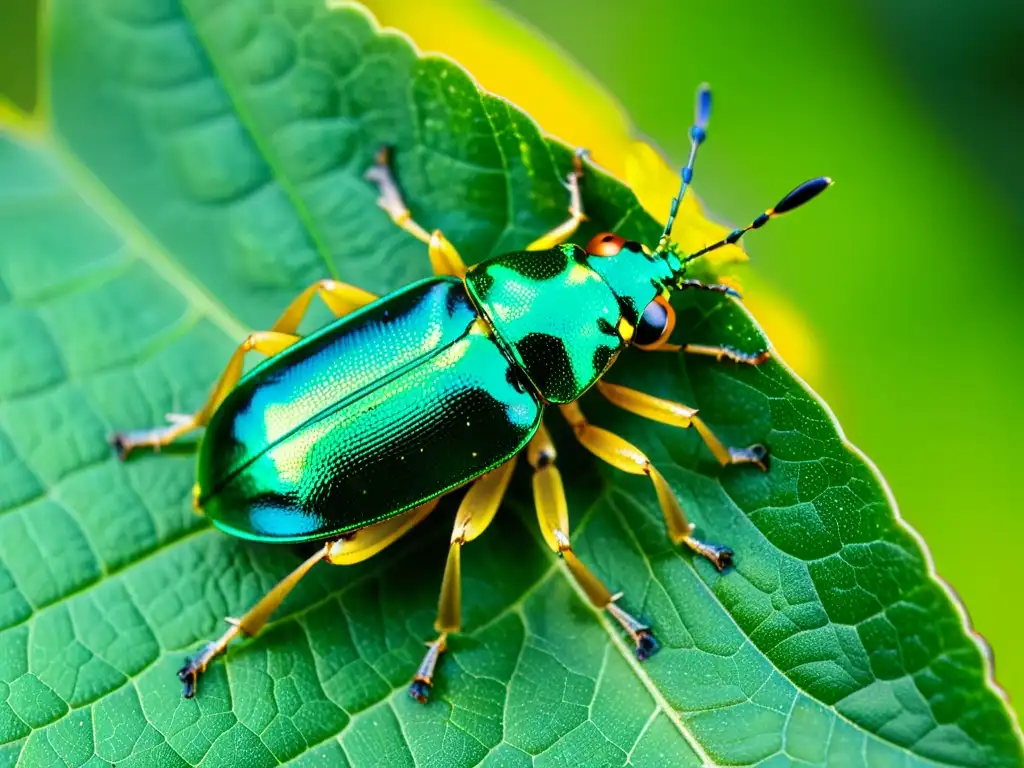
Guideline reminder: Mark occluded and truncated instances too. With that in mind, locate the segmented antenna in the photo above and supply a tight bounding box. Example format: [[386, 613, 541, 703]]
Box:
[[681, 177, 833, 265], [655, 84, 712, 254]]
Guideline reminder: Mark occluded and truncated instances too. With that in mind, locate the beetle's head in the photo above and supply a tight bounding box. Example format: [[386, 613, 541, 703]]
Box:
[[582, 232, 677, 350], [582, 173, 832, 350], [583, 83, 832, 350]]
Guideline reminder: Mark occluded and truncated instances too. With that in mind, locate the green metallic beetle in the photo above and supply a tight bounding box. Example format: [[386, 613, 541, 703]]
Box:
[[112, 85, 830, 702]]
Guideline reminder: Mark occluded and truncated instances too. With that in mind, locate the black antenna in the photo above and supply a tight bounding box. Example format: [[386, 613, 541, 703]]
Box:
[[655, 84, 712, 254], [682, 177, 833, 265]]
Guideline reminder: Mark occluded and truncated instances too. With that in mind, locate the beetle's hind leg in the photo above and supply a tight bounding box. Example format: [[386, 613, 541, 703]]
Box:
[[365, 146, 468, 278], [410, 457, 517, 703], [178, 542, 327, 698], [110, 331, 300, 459], [526, 148, 589, 251], [111, 279, 378, 460], [527, 423, 658, 660], [559, 402, 733, 571], [596, 381, 768, 470], [178, 501, 437, 698]]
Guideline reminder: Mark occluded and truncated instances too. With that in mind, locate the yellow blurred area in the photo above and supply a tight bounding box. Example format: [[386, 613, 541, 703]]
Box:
[[360, 0, 632, 174], [364, 0, 820, 382], [0, 97, 38, 134]]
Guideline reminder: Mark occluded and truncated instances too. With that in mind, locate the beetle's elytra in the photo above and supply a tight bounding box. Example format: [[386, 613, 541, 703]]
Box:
[[111, 85, 831, 702]]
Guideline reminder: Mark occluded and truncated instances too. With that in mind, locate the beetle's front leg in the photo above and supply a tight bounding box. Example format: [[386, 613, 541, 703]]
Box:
[[365, 146, 468, 278], [558, 403, 734, 571], [527, 423, 658, 660], [178, 501, 437, 698], [526, 148, 589, 251], [410, 457, 517, 703], [652, 280, 770, 365], [677, 278, 742, 299], [658, 343, 772, 366]]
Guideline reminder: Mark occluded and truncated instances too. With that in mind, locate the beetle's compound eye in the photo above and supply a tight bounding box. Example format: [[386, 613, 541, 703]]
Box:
[[634, 295, 676, 349], [585, 232, 643, 257]]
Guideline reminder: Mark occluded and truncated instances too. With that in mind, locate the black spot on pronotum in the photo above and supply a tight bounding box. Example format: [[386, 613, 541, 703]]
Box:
[[516, 332, 576, 401], [511, 246, 571, 281], [469, 269, 494, 298], [615, 295, 640, 326], [591, 341, 617, 378]]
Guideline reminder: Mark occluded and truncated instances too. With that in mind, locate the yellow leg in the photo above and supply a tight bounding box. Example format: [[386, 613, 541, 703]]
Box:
[[410, 457, 517, 703], [559, 402, 733, 571], [178, 499, 438, 698], [270, 278, 377, 335], [364, 146, 468, 277], [527, 423, 659, 660], [113, 277, 377, 459], [654, 342, 771, 366], [526, 149, 588, 251], [596, 381, 768, 470], [111, 330, 299, 459]]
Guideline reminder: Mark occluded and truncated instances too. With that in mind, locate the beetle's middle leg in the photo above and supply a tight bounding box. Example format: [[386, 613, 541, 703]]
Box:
[[559, 402, 734, 571], [365, 146, 468, 278], [526, 148, 588, 251], [409, 456, 518, 703], [177, 499, 438, 698], [527, 422, 659, 661], [596, 381, 768, 470]]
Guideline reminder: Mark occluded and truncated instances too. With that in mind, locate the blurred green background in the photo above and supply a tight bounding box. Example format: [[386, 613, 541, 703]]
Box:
[[2, 0, 1021, 719]]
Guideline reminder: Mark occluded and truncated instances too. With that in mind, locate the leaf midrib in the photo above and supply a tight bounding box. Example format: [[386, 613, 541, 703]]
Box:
[[32, 128, 252, 343]]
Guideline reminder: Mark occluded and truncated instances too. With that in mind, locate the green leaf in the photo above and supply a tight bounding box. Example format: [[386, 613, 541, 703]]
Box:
[[0, 0, 1020, 765]]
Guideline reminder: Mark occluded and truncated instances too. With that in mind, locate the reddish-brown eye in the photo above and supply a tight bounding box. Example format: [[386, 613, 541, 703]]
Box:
[[634, 295, 676, 350], [586, 232, 626, 257]]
